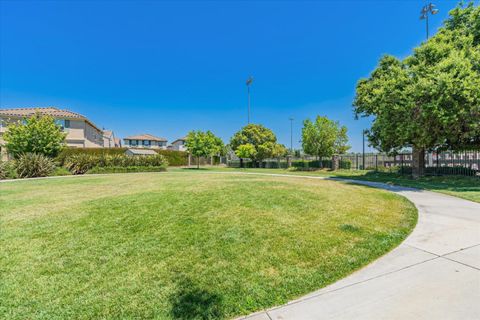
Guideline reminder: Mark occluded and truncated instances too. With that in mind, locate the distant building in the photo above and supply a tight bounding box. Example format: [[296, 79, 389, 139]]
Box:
[[125, 148, 157, 156], [170, 136, 187, 151], [0, 107, 104, 150], [123, 134, 167, 149], [103, 130, 121, 148]]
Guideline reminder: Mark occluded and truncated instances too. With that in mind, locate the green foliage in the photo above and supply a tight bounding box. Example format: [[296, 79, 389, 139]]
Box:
[[51, 166, 72, 176], [301, 116, 350, 159], [0, 161, 18, 179], [185, 130, 224, 167], [353, 3, 480, 154], [57, 147, 188, 166], [14, 153, 56, 178], [156, 150, 188, 166], [0, 161, 7, 179], [230, 124, 284, 162], [86, 166, 167, 174], [4, 114, 66, 158], [234, 143, 257, 159], [64, 153, 168, 174]]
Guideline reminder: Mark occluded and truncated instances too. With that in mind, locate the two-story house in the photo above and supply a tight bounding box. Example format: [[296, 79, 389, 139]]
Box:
[[170, 136, 187, 151], [0, 107, 104, 152], [123, 134, 167, 149]]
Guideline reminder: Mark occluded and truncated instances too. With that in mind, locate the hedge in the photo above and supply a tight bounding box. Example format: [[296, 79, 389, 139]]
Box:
[[57, 147, 188, 166], [64, 153, 168, 174]]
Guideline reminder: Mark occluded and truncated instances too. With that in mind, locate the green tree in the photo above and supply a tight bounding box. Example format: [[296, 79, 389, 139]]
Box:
[[301, 116, 350, 166], [230, 124, 278, 166], [234, 144, 257, 168], [4, 114, 66, 158], [353, 2, 480, 177], [185, 130, 224, 168]]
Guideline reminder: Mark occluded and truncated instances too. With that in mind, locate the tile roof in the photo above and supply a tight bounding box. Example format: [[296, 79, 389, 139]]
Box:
[[0, 107, 86, 119], [124, 134, 167, 142], [0, 107, 102, 132]]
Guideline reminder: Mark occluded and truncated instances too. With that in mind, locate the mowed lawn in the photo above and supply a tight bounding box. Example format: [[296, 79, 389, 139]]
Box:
[[199, 167, 480, 203], [0, 172, 417, 319]]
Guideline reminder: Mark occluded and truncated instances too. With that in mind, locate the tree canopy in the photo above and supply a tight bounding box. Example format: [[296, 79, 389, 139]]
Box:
[[185, 130, 224, 168], [353, 2, 480, 176], [301, 115, 350, 160], [230, 124, 281, 163], [4, 114, 66, 158]]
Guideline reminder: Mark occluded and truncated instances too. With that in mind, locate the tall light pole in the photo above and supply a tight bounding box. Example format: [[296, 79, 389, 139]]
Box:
[[246, 76, 254, 124], [289, 117, 294, 153], [420, 2, 439, 39]]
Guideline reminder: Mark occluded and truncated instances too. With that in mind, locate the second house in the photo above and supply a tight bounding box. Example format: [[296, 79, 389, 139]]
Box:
[[123, 134, 167, 149]]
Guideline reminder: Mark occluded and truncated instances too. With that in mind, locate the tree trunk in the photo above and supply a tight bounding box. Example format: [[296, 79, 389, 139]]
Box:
[[412, 147, 425, 178], [332, 155, 339, 171], [197, 156, 200, 169], [240, 158, 244, 168]]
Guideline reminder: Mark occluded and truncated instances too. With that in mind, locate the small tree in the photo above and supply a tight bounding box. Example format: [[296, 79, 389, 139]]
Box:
[[4, 114, 66, 158], [185, 130, 224, 168], [230, 124, 278, 167], [271, 143, 288, 168], [301, 116, 350, 167], [235, 144, 257, 168]]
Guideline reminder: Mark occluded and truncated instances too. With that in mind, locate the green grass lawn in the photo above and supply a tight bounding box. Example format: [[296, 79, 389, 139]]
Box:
[[194, 167, 480, 203], [0, 172, 416, 319]]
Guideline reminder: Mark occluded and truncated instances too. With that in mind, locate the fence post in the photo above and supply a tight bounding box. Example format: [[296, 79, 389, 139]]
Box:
[[375, 154, 378, 171]]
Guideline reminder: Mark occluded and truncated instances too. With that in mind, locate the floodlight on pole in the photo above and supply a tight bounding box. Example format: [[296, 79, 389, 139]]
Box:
[[420, 2, 439, 39], [246, 76, 254, 124]]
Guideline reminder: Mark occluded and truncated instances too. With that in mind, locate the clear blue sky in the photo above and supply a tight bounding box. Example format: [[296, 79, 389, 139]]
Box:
[[0, 0, 459, 152]]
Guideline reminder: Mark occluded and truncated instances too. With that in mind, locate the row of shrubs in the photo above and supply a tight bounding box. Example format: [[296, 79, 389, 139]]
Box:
[[291, 159, 352, 170], [0, 152, 169, 179], [64, 153, 168, 174], [56, 147, 188, 166]]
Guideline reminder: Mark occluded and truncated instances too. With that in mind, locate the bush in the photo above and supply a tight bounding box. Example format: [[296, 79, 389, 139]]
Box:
[[0, 161, 7, 179], [64, 153, 169, 175], [86, 166, 167, 174], [155, 150, 188, 166], [14, 153, 55, 178], [57, 147, 188, 166], [51, 166, 72, 176]]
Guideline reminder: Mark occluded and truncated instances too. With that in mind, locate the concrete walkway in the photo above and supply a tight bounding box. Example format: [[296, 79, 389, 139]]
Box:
[[238, 175, 480, 320]]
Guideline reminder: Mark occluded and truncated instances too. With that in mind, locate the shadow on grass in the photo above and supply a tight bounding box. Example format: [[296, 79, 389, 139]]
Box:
[[169, 277, 224, 320]]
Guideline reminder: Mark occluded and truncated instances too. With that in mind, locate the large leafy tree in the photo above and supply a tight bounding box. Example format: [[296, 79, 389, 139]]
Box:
[[230, 124, 280, 166], [185, 130, 224, 168], [301, 115, 350, 164], [353, 2, 480, 177], [4, 114, 66, 158]]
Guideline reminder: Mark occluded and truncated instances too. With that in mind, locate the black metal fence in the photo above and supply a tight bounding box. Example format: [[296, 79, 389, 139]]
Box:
[[227, 150, 480, 178]]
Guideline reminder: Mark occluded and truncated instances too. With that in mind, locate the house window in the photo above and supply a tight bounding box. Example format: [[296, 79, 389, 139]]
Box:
[[55, 119, 70, 131], [131, 140, 137, 146], [143, 140, 151, 147]]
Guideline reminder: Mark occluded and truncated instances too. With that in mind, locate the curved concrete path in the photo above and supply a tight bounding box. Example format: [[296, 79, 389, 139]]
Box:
[[234, 174, 480, 320]]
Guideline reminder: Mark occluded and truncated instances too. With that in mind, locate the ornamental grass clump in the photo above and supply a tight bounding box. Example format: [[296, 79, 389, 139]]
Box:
[[14, 153, 55, 178]]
